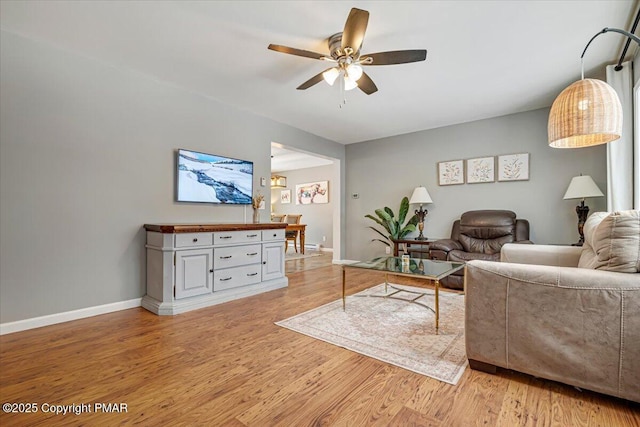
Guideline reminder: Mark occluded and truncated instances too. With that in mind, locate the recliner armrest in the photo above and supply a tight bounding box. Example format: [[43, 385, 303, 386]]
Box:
[[429, 239, 463, 253], [500, 243, 582, 267]]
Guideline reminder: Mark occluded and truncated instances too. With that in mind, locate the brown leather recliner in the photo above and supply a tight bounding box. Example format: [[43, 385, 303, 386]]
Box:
[[429, 210, 532, 289]]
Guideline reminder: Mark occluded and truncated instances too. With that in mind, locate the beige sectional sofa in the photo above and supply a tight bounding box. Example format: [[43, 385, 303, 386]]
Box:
[[465, 210, 640, 402]]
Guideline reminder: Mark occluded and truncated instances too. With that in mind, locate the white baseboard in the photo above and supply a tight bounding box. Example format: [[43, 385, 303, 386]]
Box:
[[0, 298, 142, 335], [332, 259, 361, 265]]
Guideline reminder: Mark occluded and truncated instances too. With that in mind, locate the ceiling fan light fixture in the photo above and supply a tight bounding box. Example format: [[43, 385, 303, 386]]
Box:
[[268, 7, 427, 96], [322, 67, 340, 86], [344, 75, 358, 91], [346, 63, 363, 81]]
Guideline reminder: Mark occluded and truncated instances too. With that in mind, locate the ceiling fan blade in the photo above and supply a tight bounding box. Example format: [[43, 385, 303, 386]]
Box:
[[361, 50, 427, 65], [341, 8, 369, 53], [268, 44, 327, 60], [297, 69, 332, 90], [357, 72, 378, 95]]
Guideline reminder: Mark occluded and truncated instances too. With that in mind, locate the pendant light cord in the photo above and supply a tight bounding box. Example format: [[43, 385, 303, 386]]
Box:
[[579, 27, 640, 79]]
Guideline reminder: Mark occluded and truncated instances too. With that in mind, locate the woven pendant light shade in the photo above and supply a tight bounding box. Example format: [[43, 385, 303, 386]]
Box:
[[548, 78, 622, 148]]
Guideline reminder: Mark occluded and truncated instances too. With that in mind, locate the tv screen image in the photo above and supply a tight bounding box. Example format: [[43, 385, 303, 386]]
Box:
[[177, 149, 253, 204]]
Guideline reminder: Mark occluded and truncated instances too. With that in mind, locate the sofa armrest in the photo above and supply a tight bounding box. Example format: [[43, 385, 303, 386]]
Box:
[[465, 260, 640, 402], [500, 243, 582, 267]]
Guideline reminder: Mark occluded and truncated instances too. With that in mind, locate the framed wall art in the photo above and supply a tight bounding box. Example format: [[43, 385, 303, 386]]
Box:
[[466, 156, 495, 184], [498, 153, 530, 181], [295, 181, 329, 204], [437, 160, 464, 186], [280, 189, 291, 204]]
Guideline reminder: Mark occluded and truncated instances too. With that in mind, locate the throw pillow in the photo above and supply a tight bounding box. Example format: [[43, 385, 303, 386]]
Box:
[[578, 210, 640, 273]]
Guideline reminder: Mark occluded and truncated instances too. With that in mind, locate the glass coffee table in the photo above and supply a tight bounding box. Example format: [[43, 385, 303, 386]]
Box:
[[342, 256, 465, 331]]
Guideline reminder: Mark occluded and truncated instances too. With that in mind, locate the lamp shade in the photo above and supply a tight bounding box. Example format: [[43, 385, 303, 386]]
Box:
[[409, 186, 433, 204], [563, 175, 604, 200], [548, 78, 623, 148]]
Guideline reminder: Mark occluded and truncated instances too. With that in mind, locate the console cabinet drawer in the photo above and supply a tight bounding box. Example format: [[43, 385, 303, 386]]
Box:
[[214, 244, 261, 269], [262, 229, 285, 241], [175, 232, 213, 248], [214, 230, 261, 245], [214, 264, 262, 291]]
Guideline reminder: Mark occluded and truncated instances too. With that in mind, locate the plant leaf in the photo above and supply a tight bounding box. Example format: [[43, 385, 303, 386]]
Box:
[[364, 214, 385, 229], [398, 197, 409, 224], [370, 238, 391, 246], [367, 226, 390, 242], [384, 207, 394, 219], [399, 223, 417, 238], [376, 208, 392, 223]]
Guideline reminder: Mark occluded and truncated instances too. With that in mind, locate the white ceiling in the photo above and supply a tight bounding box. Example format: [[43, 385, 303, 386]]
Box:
[[1, 1, 638, 145], [271, 144, 333, 173]]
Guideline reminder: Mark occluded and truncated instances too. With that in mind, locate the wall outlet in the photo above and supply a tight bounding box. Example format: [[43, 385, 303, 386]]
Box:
[[322, 236, 326, 242], [352, 193, 359, 199], [385, 246, 391, 254]]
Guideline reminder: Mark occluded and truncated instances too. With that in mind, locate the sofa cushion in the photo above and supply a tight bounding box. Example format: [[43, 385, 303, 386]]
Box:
[[578, 210, 640, 273]]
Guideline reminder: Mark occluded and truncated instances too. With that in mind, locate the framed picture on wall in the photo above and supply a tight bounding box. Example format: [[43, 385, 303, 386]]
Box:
[[295, 181, 329, 204], [466, 156, 495, 184], [437, 160, 464, 185], [280, 189, 291, 204], [498, 153, 530, 181]]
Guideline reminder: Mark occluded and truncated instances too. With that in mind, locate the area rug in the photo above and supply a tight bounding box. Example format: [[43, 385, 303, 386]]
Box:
[[275, 284, 467, 385], [284, 251, 323, 260]]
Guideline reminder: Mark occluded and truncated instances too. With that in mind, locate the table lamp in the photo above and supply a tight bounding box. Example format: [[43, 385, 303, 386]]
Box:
[[409, 186, 433, 240], [563, 175, 604, 246]]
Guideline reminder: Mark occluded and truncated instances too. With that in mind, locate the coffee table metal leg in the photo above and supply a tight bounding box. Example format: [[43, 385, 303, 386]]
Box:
[[435, 279, 440, 332], [384, 272, 388, 293]]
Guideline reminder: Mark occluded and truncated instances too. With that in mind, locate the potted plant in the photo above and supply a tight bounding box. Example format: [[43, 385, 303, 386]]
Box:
[[365, 196, 419, 247]]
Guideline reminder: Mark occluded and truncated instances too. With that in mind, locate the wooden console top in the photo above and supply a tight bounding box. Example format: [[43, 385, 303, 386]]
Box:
[[144, 223, 287, 233]]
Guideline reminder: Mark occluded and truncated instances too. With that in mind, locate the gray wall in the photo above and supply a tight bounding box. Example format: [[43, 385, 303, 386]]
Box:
[[346, 108, 607, 261], [270, 164, 335, 250], [0, 31, 345, 323]]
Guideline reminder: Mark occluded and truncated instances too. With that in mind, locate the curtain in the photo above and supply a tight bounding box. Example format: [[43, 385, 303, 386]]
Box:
[[635, 66, 639, 209], [606, 61, 637, 210]]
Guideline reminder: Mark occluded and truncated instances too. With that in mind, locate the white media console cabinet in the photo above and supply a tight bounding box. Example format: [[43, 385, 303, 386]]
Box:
[[142, 223, 288, 315]]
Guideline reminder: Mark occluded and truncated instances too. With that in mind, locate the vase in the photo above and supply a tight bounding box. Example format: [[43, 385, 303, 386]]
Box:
[[252, 209, 260, 223]]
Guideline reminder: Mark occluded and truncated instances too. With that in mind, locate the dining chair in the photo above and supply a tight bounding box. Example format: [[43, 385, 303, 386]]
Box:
[[285, 214, 302, 253], [271, 214, 285, 222]]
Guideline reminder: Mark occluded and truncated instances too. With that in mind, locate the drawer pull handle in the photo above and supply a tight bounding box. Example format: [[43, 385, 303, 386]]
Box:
[[192, 238, 198, 242], [247, 272, 258, 277], [220, 277, 232, 282], [247, 252, 258, 256], [209, 269, 214, 273], [247, 234, 258, 238], [220, 255, 233, 259], [273, 233, 277, 237], [220, 236, 232, 239]]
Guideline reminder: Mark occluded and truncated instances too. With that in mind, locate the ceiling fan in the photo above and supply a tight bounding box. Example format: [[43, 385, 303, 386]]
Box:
[[268, 8, 427, 95]]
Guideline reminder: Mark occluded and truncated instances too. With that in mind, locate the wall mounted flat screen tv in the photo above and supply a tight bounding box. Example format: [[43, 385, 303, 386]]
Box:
[[177, 149, 253, 204]]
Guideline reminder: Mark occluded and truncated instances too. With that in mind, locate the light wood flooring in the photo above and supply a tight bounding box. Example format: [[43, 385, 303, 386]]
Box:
[[1, 258, 638, 426]]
